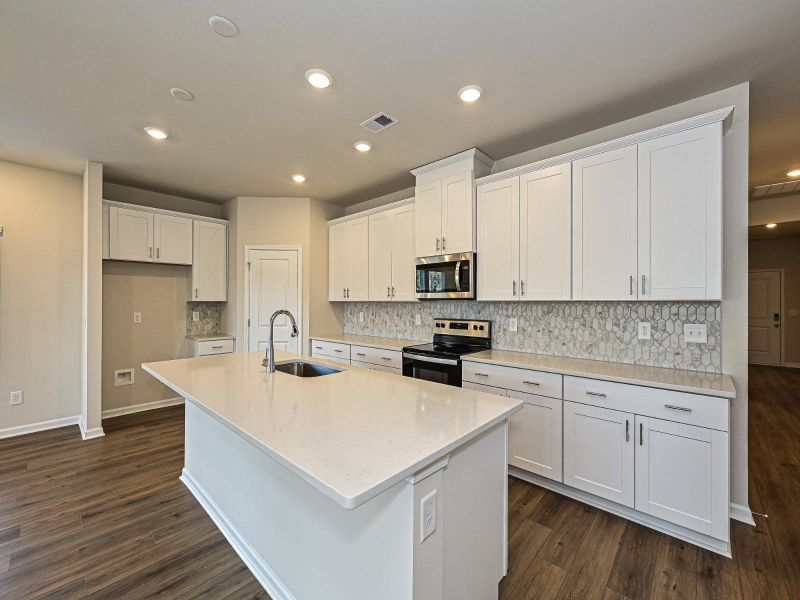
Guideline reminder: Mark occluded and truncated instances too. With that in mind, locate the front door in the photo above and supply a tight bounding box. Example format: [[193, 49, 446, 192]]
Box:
[[247, 248, 300, 353], [748, 270, 781, 365]]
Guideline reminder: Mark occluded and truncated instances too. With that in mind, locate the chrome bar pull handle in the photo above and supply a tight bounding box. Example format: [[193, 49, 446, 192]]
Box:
[[522, 380, 540, 386], [629, 275, 634, 296], [626, 419, 630, 442], [640, 422, 644, 445], [436, 237, 440, 251], [520, 280, 525, 296], [442, 237, 446, 251], [387, 286, 391, 298], [586, 390, 606, 398], [641, 274, 646, 295], [664, 404, 692, 413], [512, 280, 517, 296]]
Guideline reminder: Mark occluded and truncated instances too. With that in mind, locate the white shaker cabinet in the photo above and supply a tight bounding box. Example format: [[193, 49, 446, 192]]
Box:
[[414, 179, 443, 258], [637, 123, 723, 300], [572, 145, 638, 300], [329, 217, 369, 301], [368, 205, 416, 301], [563, 401, 635, 507], [109, 206, 154, 262], [635, 416, 729, 540], [192, 221, 227, 301], [507, 390, 563, 482], [477, 162, 571, 301], [154, 214, 193, 265]]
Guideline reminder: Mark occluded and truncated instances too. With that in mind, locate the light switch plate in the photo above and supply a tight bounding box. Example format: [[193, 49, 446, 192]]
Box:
[[638, 322, 651, 340], [415, 314, 421, 326], [420, 490, 437, 542], [684, 324, 708, 344], [133, 312, 142, 324], [509, 317, 518, 332], [192, 311, 200, 322]]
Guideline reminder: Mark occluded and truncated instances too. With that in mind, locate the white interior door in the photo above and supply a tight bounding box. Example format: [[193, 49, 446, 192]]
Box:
[[247, 248, 300, 353], [154, 214, 193, 264], [109, 206, 154, 262], [748, 270, 781, 365], [477, 176, 519, 301], [391, 205, 417, 301], [368, 212, 393, 300]]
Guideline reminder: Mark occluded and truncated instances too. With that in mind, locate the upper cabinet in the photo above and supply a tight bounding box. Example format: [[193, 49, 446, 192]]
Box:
[[572, 145, 639, 300], [192, 221, 227, 301], [105, 200, 228, 301], [412, 149, 494, 257], [329, 216, 369, 301], [477, 163, 571, 301], [368, 204, 416, 301]]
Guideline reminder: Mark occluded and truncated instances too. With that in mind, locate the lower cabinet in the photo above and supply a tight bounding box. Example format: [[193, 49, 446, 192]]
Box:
[[311, 351, 351, 366], [563, 401, 635, 507], [351, 359, 401, 375], [310, 340, 403, 374], [635, 416, 729, 540]]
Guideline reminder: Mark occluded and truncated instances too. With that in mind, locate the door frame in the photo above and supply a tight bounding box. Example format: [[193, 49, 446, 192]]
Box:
[[748, 268, 784, 366], [243, 245, 304, 355]]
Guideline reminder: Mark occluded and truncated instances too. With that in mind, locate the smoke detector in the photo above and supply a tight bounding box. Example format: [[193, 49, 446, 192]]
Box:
[[360, 112, 398, 134]]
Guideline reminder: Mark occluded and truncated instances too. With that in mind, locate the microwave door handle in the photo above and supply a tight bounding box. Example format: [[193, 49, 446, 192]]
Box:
[[455, 261, 461, 292]]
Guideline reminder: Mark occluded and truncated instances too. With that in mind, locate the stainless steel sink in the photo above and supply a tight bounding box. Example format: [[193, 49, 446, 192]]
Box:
[[272, 360, 343, 378]]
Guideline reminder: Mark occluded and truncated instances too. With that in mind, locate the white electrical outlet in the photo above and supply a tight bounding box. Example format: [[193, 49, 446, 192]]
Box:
[[10, 390, 24, 406], [192, 311, 200, 322], [415, 314, 421, 326], [684, 324, 708, 344], [420, 490, 437, 542], [133, 312, 142, 324], [509, 317, 518, 332], [359, 312, 364, 323], [638, 322, 651, 340]]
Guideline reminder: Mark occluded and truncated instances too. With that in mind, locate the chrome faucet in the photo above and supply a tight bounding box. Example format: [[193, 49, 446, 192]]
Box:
[[262, 309, 299, 373]]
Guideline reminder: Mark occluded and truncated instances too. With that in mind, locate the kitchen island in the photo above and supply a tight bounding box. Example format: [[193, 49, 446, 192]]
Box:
[[143, 351, 522, 600]]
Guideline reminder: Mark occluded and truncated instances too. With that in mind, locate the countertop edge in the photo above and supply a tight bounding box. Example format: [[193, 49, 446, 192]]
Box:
[[462, 355, 735, 399], [142, 361, 522, 510], [185, 333, 236, 341], [310, 333, 420, 351]]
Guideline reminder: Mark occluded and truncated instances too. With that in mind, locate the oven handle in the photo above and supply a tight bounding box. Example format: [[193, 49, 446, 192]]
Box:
[[455, 261, 461, 292], [403, 353, 458, 366]]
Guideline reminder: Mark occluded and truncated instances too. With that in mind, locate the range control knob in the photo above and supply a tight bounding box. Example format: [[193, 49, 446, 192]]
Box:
[[473, 325, 478, 330], [479, 325, 485, 331]]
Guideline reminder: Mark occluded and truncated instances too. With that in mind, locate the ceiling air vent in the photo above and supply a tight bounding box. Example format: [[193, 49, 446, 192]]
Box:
[[360, 112, 398, 133]]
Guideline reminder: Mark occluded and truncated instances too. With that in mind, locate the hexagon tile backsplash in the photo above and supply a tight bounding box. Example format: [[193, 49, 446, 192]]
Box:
[[343, 301, 722, 373]]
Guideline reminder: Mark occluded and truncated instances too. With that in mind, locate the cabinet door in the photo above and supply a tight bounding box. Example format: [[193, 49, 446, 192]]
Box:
[[368, 212, 394, 301], [638, 123, 722, 300], [414, 180, 442, 257], [507, 390, 563, 482], [346, 217, 370, 301], [462, 381, 508, 396], [572, 145, 638, 300], [329, 223, 348, 301], [635, 416, 729, 540], [391, 206, 417, 301], [192, 221, 227, 301], [109, 206, 154, 262], [477, 176, 519, 300], [154, 214, 193, 264], [520, 163, 572, 300], [563, 401, 635, 507], [441, 171, 474, 254]]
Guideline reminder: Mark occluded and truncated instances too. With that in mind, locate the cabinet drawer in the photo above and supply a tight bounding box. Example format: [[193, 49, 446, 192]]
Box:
[[312, 351, 350, 366], [351, 359, 402, 375], [197, 339, 234, 356], [462, 361, 562, 399], [564, 376, 728, 431], [350, 345, 402, 369], [310, 340, 351, 360], [462, 381, 508, 396]]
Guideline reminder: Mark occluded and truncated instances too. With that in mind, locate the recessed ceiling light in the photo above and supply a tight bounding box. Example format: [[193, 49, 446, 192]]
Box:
[[170, 87, 194, 101], [144, 127, 169, 140], [209, 15, 238, 37], [787, 169, 800, 177], [458, 85, 482, 103], [305, 69, 332, 89], [766, 223, 777, 229], [292, 174, 306, 183], [354, 141, 372, 152]]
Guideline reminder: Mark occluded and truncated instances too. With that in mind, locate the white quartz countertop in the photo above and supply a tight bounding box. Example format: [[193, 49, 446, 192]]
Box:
[[143, 351, 521, 509], [311, 333, 421, 351], [185, 333, 236, 341], [464, 349, 735, 398]]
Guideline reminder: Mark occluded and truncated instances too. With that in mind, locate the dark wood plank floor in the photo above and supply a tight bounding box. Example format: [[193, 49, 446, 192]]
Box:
[[1, 365, 798, 599]]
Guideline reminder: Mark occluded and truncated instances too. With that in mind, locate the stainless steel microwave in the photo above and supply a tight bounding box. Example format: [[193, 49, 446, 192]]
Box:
[[415, 252, 475, 300]]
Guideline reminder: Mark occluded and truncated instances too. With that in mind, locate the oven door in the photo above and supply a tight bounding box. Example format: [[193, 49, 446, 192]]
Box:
[[402, 353, 462, 387], [415, 252, 474, 299]]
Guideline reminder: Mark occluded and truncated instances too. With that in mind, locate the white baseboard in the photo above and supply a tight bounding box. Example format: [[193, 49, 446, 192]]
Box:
[[181, 469, 295, 600], [79, 421, 105, 440], [0, 415, 80, 440], [102, 397, 184, 419], [509, 467, 731, 557], [729, 502, 756, 525]]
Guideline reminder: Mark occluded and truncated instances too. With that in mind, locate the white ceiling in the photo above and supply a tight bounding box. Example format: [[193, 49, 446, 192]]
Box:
[[1, 0, 799, 206]]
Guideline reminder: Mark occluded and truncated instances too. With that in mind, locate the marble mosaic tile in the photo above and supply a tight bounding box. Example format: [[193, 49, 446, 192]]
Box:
[[343, 301, 722, 373], [186, 302, 223, 336]]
